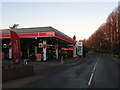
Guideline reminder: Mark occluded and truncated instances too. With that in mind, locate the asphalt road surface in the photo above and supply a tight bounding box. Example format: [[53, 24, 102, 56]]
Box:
[[0, 59, 2, 90], [21, 53, 119, 88]]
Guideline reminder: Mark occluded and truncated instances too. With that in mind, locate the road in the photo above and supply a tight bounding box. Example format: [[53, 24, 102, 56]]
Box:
[[0, 59, 2, 90], [20, 53, 119, 88]]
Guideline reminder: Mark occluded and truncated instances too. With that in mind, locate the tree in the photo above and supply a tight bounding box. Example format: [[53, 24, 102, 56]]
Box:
[[86, 3, 120, 56]]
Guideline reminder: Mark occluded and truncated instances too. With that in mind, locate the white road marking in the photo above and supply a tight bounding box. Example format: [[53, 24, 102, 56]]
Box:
[[93, 65, 96, 71], [88, 73, 94, 86], [87, 57, 99, 86]]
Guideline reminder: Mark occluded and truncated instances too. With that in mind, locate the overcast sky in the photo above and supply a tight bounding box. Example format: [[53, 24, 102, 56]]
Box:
[[1, 1, 119, 41]]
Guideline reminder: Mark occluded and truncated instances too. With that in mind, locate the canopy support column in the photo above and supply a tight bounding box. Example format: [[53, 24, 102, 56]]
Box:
[[43, 40, 47, 61], [73, 45, 76, 57], [55, 45, 58, 59]]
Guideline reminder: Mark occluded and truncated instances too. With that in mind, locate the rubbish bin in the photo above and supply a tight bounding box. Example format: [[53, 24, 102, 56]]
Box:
[[36, 54, 41, 61]]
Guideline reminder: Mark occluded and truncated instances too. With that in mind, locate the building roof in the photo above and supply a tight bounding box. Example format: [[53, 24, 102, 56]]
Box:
[[0, 26, 76, 44]]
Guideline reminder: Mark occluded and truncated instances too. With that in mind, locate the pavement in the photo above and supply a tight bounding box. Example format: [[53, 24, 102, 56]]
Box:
[[17, 54, 95, 88], [2, 57, 85, 88]]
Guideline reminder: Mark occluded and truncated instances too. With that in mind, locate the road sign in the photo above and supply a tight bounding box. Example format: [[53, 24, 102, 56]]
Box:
[[76, 42, 83, 56]]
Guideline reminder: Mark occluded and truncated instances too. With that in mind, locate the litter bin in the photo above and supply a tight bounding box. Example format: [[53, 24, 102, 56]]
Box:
[[36, 54, 41, 61]]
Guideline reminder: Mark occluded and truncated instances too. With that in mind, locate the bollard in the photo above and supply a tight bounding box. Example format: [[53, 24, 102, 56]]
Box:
[[61, 56, 64, 64]]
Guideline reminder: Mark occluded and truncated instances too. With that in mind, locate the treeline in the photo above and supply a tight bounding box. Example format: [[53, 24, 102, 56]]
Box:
[[86, 2, 120, 57]]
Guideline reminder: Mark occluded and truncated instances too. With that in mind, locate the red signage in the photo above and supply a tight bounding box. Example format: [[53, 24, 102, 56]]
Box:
[[55, 32, 76, 44], [0, 31, 76, 44], [10, 30, 21, 64], [61, 48, 74, 50], [0, 32, 55, 38]]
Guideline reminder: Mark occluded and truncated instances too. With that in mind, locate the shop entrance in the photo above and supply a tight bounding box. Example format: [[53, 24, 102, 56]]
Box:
[[47, 45, 56, 60]]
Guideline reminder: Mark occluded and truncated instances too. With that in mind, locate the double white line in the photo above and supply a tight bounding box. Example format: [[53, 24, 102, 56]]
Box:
[[88, 57, 99, 86]]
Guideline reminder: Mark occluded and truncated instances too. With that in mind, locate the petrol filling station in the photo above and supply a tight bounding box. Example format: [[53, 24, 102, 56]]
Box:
[[1, 26, 77, 61]]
